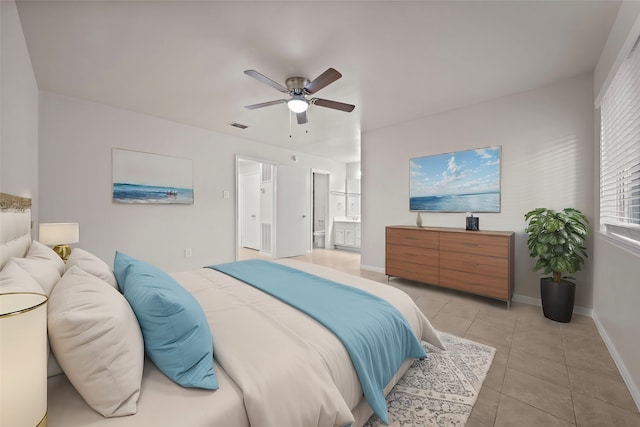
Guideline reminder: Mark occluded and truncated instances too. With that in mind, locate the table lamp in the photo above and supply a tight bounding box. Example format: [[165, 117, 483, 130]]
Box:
[[0, 292, 49, 427], [38, 223, 79, 262]]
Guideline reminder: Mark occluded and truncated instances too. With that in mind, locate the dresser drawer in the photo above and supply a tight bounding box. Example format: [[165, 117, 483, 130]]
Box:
[[386, 244, 439, 267], [440, 250, 508, 279], [439, 268, 511, 300], [386, 228, 438, 249], [386, 260, 439, 285], [440, 232, 509, 258]]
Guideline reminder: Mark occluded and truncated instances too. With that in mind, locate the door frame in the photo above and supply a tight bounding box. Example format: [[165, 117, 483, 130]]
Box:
[[239, 168, 261, 250], [312, 169, 331, 249], [235, 154, 275, 261]]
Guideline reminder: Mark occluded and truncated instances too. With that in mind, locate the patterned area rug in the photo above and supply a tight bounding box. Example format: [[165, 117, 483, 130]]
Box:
[[364, 332, 495, 427]]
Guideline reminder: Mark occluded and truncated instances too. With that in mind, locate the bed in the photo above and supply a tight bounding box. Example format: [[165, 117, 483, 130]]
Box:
[[0, 192, 444, 427]]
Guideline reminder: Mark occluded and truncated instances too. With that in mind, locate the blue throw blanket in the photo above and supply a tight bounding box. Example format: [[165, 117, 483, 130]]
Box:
[[208, 259, 426, 425]]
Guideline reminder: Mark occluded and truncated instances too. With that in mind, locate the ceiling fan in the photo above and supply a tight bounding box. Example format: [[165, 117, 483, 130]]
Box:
[[243, 68, 355, 125]]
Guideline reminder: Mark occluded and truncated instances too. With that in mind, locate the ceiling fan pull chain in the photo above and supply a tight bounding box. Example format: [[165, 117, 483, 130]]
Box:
[[289, 110, 292, 138]]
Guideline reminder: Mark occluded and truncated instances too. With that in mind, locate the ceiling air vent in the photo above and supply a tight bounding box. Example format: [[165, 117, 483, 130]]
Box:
[[230, 122, 248, 130]]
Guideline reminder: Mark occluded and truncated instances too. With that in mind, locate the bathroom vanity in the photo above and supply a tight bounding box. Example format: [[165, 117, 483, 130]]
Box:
[[333, 217, 361, 251]]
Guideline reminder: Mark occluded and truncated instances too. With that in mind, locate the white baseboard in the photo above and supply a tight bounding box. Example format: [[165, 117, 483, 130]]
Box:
[[511, 294, 541, 307], [511, 294, 592, 317], [360, 264, 385, 274], [592, 312, 640, 412]]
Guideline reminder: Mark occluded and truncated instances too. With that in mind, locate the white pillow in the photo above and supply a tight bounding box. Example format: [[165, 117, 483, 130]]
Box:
[[66, 248, 117, 288], [0, 259, 44, 293], [29, 240, 66, 276], [8, 240, 67, 295], [48, 266, 144, 417], [12, 257, 61, 296]]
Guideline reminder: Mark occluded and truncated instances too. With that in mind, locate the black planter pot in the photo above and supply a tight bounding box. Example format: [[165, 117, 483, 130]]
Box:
[[540, 278, 575, 323]]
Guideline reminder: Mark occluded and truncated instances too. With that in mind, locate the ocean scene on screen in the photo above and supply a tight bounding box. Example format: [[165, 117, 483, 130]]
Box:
[[112, 148, 194, 205], [113, 183, 193, 204], [410, 192, 499, 212], [410, 146, 501, 212]]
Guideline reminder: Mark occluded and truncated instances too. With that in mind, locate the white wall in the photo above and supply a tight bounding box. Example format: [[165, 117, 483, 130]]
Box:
[[593, 1, 640, 105], [346, 161, 361, 180], [0, 0, 39, 219], [38, 92, 346, 271], [361, 74, 595, 309], [593, 237, 640, 407], [592, 1, 640, 409]]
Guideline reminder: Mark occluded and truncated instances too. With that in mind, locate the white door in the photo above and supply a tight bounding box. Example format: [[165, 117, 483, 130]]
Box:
[[274, 165, 311, 258], [240, 171, 261, 250]]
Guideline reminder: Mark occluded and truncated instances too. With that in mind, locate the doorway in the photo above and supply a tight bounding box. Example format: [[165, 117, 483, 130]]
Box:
[[239, 162, 261, 250], [312, 172, 330, 249], [236, 156, 312, 260], [236, 156, 273, 260]]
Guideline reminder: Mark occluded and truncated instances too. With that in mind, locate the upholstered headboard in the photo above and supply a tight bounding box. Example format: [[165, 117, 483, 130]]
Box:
[[0, 192, 32, 269]]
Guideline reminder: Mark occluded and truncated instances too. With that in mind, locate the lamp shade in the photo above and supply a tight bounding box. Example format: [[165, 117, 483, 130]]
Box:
[[39, 223, 79, 245], [0, 293, 49, 427]]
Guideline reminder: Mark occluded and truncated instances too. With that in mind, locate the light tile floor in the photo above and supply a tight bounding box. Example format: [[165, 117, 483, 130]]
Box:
[[239, 248, 640, 427]]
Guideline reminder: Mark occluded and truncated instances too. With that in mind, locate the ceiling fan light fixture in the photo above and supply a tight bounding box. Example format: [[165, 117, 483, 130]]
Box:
[[244, 68, 354, 122], [287, 96, 309, 113]]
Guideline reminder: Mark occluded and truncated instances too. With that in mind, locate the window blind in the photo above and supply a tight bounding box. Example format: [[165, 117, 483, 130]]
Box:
[[600, 36, 640, 244]]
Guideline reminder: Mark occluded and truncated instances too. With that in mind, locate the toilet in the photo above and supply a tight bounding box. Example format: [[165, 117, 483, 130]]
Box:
[[313, 231, 325, 248]]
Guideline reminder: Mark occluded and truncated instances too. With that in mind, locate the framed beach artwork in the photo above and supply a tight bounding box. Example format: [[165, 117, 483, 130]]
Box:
[[112, 148, 194, 204], [409, 146, 501, 212]]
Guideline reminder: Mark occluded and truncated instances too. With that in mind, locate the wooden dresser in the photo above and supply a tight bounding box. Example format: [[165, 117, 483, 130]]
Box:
[[386, 226, 515, 306]]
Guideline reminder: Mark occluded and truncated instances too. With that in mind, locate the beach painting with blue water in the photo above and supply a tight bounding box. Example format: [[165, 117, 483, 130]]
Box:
[[410, 146, 501, 212], [112, 148, 193, 204]]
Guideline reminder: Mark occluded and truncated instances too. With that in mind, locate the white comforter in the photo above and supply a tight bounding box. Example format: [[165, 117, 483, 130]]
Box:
[[175, 259, 444, 427], [47, 259, 444, 427]]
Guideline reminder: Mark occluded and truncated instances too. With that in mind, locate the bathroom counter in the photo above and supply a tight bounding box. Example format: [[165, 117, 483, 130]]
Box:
[[333, 217, 361, 223]]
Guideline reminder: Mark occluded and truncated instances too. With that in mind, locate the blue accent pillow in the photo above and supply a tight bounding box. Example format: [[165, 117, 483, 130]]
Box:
[[114, 251, 218, 390]]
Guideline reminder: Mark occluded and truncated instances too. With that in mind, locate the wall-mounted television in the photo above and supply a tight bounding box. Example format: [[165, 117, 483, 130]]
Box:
[[410, 146, 501, 212]]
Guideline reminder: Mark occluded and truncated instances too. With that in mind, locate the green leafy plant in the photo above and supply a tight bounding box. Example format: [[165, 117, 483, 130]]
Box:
[[524, 208, 589, 283]]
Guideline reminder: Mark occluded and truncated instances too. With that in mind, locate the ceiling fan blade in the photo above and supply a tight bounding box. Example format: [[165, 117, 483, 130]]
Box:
[[296, 111, 308, 125], [312, 98, 355, 112], [244, 70, 288, 93], [244, 99, 287, 110], [304, 68, 342, 94]]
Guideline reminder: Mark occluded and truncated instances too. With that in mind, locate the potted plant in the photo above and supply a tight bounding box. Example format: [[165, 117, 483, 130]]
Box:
[[524, 208, 589, 322]]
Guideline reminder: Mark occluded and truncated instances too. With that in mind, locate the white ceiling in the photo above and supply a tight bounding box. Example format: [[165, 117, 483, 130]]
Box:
[[15, 1, 620, 163]]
